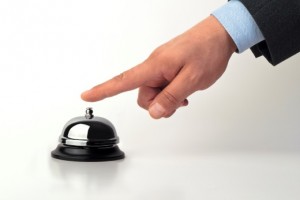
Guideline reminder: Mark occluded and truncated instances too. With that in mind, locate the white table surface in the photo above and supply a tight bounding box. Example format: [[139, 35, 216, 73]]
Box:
[[2, 146, 300, 200]]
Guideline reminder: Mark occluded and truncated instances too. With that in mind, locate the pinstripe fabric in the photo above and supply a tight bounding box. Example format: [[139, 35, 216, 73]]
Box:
[[238, 0, 300, 65]]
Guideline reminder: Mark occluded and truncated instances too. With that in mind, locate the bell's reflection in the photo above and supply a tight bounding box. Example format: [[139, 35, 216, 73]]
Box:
[[49, 157, 125, 191]]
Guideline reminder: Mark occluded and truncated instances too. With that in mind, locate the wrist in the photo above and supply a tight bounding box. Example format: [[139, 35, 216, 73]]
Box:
[[207, 15, 237, 56], [189, 15, 237, 58]]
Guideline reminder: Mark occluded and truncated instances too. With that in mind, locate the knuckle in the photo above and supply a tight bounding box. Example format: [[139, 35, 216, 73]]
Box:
[[161, 90, 179, 106], [137, 98, 147, 109], [198, 84, 210, 91], [149, 47, 162, 59], [113, 72, 127, 82], [147, 46, 167, 63]]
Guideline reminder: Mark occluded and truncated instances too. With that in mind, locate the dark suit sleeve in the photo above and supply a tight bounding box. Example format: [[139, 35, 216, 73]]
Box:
[[238, 0, 300, 65]]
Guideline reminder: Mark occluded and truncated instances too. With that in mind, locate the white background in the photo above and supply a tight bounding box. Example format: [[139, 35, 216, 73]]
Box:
[[1, 0, 300, 199]]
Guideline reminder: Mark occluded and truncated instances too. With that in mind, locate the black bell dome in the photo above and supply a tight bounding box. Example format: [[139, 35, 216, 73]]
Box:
[[51, 108, 125, 162]]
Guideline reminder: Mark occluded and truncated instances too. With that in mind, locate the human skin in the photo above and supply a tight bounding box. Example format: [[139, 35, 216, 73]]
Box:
[[81, 15, 236, 119]]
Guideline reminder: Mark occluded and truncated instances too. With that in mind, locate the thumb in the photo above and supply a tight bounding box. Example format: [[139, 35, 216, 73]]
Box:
[[148, 69, 193, 119]]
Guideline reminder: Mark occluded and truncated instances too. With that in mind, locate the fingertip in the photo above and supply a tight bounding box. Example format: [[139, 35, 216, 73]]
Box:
[[81, 90, 94, 102], [80, 90, 88, 101]]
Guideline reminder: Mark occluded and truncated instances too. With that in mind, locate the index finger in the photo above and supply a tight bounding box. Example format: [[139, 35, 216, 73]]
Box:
[[81, 63, 153, 102]]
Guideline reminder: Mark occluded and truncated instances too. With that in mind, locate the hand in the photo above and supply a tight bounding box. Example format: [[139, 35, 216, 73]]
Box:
[[81, 15, 236, 119]]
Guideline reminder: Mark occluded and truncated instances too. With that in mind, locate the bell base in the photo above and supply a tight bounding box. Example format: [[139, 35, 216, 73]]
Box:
[[51, 144, 125, 162]]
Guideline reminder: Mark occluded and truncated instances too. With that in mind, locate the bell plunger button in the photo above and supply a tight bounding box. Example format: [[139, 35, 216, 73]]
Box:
[[85, 107, 94, 119]]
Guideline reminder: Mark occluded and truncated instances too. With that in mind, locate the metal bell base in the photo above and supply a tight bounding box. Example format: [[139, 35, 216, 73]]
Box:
[[51, 144, 125, 162]]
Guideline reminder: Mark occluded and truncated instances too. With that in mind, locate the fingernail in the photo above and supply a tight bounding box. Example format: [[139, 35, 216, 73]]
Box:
[[149, 103, 166, 119]]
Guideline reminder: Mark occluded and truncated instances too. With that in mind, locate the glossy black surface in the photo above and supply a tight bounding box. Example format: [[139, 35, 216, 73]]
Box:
[[51, 108, 125, 162], [51, 144, 125, 162]]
